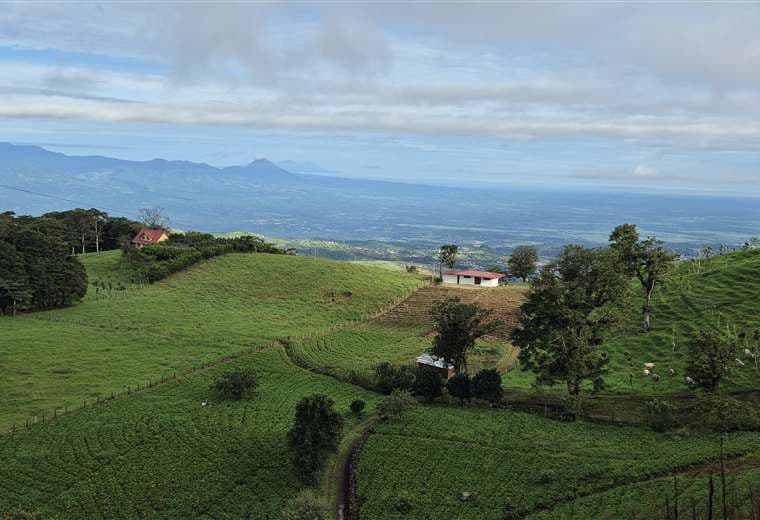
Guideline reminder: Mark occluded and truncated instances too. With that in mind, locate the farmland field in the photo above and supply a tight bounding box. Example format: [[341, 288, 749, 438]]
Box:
[[0, 349, 379, 519], [0, 251, 425, 430], [355, 406, 760, 520]]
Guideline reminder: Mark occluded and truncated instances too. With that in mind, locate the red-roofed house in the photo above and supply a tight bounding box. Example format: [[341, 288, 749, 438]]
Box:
[[131, 228, 169, 248], [442, 269, 504, 287]]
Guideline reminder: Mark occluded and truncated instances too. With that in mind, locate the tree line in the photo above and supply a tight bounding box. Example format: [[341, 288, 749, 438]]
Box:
[[0, 211, 90, 314]]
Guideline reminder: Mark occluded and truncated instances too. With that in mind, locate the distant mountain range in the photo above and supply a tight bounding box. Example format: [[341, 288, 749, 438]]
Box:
[[1, 142, 759, 260]]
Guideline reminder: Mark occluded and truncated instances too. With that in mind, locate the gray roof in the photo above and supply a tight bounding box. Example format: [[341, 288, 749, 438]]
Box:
[[416, 354, 454, 370]]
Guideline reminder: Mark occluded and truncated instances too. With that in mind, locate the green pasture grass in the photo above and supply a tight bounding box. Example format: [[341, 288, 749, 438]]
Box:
[[0, 349, 378, 519], [601, 249, 760, 394], [0, 252, 424, 429], [79, 250, 138, 300], [355, 405, 760, 520]]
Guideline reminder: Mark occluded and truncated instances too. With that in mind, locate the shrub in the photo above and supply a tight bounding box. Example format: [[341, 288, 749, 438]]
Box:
[[643, 398, 677, 432], [394, 494, 414, 514], [412, 367, 443, 402], [472, 368, 503, 404], [446, 373, 472, 404], [287, 394, 344, 483], [377, 389, 416, 421], [373, 362, 414, 395], [213, 368, 258, 400], [685, 329, 738, 392], [281, 490, 330, 520], [688, 395, 760, 432], [350, 399, 366, 417]]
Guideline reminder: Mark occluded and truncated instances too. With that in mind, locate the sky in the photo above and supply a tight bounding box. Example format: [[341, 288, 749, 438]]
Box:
[[0, 1, 759, 194]]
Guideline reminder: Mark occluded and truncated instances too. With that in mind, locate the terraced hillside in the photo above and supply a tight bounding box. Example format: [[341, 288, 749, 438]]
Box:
[[379, 283, 527, 338], [0, 251, 425, 430], [355, 406, 760, 520]]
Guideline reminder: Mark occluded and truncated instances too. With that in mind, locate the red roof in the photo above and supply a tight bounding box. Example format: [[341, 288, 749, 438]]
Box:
[[131, 228, 168, 245], [445, 269, 504, 280]]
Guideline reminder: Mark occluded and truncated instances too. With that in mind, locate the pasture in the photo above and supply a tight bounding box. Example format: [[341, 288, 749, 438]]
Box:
[[0, 252, 424, 430]]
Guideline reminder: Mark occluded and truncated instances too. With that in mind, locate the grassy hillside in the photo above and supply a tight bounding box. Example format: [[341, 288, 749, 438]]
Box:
[[0, 349, 379, 519], [1, 251, 424, 429], [601, 249, 760, 394], [356, 406, 760, 520]]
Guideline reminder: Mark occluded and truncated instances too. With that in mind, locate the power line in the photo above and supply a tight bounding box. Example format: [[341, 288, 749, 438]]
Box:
[[0, 183, 195, 228]]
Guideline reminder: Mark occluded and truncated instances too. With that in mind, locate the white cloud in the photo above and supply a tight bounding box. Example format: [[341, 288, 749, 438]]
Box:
[[633, 165, 656, 177]]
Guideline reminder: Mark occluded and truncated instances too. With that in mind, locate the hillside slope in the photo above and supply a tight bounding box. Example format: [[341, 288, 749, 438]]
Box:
[[601, 248, 760, 393], [0, 251, 424, 429]]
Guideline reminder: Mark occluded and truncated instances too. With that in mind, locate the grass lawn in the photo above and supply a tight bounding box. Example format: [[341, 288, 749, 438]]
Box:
[[355, 405, 760, 520], [0, 349, 379, 519], [0, 252, 424, 430]]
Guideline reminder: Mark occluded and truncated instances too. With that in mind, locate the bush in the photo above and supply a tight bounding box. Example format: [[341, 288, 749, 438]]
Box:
[[213, 368, 258, 400], [472, 368, 503, 404], [643, 398, 677, 432], [287, 394, 344, 483], [281, 490, 330, 520], [350, 399, 366, 417], [685, 329, 738, 392], [446, 373, 472, 404], [412, 367, 443, 401], [688, 396, 760, 432], [373, 362, 415, 395], [377, 390, 416, 421]]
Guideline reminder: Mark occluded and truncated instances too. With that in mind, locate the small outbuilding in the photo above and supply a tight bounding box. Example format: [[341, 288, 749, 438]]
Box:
[[442, 269, 504, 287], [131, 228, 169, 248], [416, 353, 455, 379]]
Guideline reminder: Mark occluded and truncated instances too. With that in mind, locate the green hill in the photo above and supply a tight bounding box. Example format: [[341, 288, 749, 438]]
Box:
[[1, 251, 425, 429], [601, 248, 760, 394]]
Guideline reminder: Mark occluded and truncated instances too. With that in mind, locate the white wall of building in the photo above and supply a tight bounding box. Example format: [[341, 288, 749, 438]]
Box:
[[442, 274, 499, 287]]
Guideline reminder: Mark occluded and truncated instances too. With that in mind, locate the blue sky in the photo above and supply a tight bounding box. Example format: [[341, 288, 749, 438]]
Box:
[[0, 2, 759, 194]]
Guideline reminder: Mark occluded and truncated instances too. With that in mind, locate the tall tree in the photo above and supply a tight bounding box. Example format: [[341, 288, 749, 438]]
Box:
[[508, 245, 539, 282], [138, 206, 169, 229], [438, 244, 459, 273], [286, 394, 343, 484], [513, 245, 628, 413], [430, 297, 495, 373], [609, 224, 678, 331]]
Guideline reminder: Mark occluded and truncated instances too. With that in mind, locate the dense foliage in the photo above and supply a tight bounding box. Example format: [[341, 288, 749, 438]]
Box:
[[507, 245, 539, 282], [0, 211, 87, 313], [280, 490, 330, 520], [123, 232, 287, 283], [213, 368, 259, 400], [686, 329, 739, 392], [376, 389, 416, 421], [430, 297, 495, 372], [446, 372, 472, 404], [411, 366, 443, 401], [514, 245, 629, 406], [373, 361, 415, 395], [472, 368, 503, 403], [286, 394, 344, 484]]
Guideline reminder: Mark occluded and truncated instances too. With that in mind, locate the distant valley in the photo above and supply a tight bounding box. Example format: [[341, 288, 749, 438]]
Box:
[[1, 142, 759, 266]]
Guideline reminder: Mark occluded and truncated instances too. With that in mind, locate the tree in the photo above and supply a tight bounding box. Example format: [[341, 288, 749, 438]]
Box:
[[685, 329, 738, 393], [138, 206, 169, 229], [508, 245, 539, 282], [287, 394, 343, 483], [446, 373, 471, 404], [373, 361, 414, 395], [472, 368, 503, 404], [430, 297, 495, 373], [513, 245, 629, 413], [412, 366, 443, 402], [438, 244, 459, 275], [212, 368, 258, 400], [350, 399, 366, 417], [609, 224, 678, 331], [376, 389, 416, 421]]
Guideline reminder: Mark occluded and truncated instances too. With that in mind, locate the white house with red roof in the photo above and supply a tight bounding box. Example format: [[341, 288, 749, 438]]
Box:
[[131, 228, 169, 248], [442, 269, 504, 287]]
